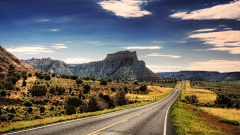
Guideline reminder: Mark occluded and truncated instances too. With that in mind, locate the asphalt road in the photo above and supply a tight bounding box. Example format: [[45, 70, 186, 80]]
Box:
[[5, 82, 184, 135]]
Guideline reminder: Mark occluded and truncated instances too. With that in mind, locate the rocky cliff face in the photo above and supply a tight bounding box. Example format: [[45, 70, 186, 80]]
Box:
[[0, 46, 38, 79], [24, 51, 163, 81]]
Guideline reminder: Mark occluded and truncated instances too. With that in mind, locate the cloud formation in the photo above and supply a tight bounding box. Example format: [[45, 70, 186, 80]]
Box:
[[189, 60, 240, 72], [145, 53, 181, 58], [189, 29, 240, 54], [98, 0, 151, 18], [51, 46, 68, 49], [6, 46, 53, 54], [122, 46, 162, 49], [51, 29, 58, 31], [170, 0, 240, 20], [64, 58, 97, 64], [192, 28, 217, 32]]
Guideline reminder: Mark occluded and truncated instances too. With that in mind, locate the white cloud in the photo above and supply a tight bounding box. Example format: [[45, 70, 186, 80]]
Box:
[[122, 46, 162, 49], [224, 28, 232, 30], [175, 41, 187, 43], [170, 0, 240, 20], [51, 29, 58, 31], [145, 53, 181, 58], [192, 28, 217, 32], [189, 60, 240, 72], [51, 46, 68, 49], [98, 0, 151, 18], [54, 44, 65, 46], [64, 58, 98, 64], [37, 19, 50, 22], [189, 29, 240, 54], [6, 46, 53, 54], [66, 41, 73, 43], [90, 41, 99, 44]]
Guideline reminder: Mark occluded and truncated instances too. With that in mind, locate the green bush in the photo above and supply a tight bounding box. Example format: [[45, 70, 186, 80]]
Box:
[[10, 107, 16, 114], [114, 92, 128, 106], [40, 106, 45, 113], [50, 106, 54, 111], [100, 80, 107, 85], [13, 73, 22, 80], [70, 75, 78, 80], [0, 90, 6, 97], [4, 80, 15, 90], [133, 81, 138, 85], [66, 97, 82, 108], [219, 119, 240, 126], [83, 84, 90, 94], [76, 79, 83, 84], [56, 86, 66, 95], [82, 76, 90, 80], [22, 74, 28, 80], [23, 100, 33, 107], [52, 73, 57, 77], [139, 85, 147, 92], [65, 105, 75, 115], [28, 73, 32, 77], [29, 85, 47, 96], [22, 79, 26, 87], [27, 107, 33, 113], [88, 97, 99, 112], [6, 76, 19, 85], [44, 75, 51, 80]]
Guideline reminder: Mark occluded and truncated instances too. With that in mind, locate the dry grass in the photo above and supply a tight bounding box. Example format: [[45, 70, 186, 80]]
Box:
[[200, 107, 240, 123], [175, 81, 182, 89], [185, 81, 217, 104], [126, 86, 172, 102]]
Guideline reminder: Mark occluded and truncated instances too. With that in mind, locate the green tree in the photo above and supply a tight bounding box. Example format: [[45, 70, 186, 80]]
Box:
[[83, 84, 90, 94], [29, 85, 47, 96], [22, 79, 26, 87], [76, 79, 83, 84], [22, 100, 33, 107], [28, 73, 32, 77], [100, 80, 107, 85], [88, 97, 99, 112], [0, 90, 6, 97]]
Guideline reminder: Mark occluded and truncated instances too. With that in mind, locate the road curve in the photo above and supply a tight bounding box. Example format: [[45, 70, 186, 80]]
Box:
[[4, 83, 184, 135]]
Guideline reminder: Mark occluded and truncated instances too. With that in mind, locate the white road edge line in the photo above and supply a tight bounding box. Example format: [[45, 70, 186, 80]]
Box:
[[163, 89, 179, 135]]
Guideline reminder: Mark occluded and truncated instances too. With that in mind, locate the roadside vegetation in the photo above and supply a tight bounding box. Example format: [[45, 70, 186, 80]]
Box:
[[171, 81, 240, 135], [0, 64, 178, 133]]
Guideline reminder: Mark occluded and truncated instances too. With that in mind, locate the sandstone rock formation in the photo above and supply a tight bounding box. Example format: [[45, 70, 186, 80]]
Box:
[[24, 51, 163, 81], [0, 46, 38, 79]]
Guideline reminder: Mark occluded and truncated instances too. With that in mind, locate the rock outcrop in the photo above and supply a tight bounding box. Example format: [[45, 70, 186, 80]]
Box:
[[24, 51, 163, 81], [0, 46, 38, 79]]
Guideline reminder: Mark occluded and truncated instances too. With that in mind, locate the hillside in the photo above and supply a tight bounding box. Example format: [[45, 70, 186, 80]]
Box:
[[24, 51, 163, 81], [157, 71, 240, 81], [0, 46, 38, 79]]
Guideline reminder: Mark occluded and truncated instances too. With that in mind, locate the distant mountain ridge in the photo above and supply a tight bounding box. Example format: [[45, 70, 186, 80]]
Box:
[[157, 71, 240, 81], [24, 51, 164, 81]]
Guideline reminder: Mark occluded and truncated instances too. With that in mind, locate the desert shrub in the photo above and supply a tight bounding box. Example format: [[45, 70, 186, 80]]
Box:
[[79, 104, 88, 113], [219, 119, 240, 126], [78, 92, 85, 99], [215, 94, 232, 107], [88, 97, 99, 112], [44, 75, 51, 80], [8, 64, 15, 75], [61, 74, 69, 79], [6, 76, 19, 85], [22, 79, 26, 87], [29, 85, 47, 96], [23, 100, 33, 107], [70, 75, 78, 80], [49, 87, 55, 94], [66, 97, 82, 108], [40, 106, 45, 113], [83, 84, 90, 94], [22, 71, 27, 76], [51, 73, 57, 77], [99, 93, 115, 109], [133, 81, 138, 85], [82, 76, 89, 80], [107, 79, 112, 82], [56, 86, 66, 95], [71, 92, 74, 96], [27, 107, 33, 113], [97, 97, 109, 110], [4, 80, 15, 90], [114, 92, 128, 106], [185, 95, 198, 104], [10, 107, 16, 114], [100, 80, 107, 85], [28, 73, 32, 77], [0, 90, 6, 97], [76, 79, 83, 84], [12, 72, 22, 80], [22, 74, 28, 80], [124, 87, 128, 93], [16, 87, 20, 91], [0, 109, 2, 116], [91, 78, 96, 81], [50, 106, 54, 111], [139, 85, 147, 92], [39, 75, 44, 79], [65, 105, 76, 115]]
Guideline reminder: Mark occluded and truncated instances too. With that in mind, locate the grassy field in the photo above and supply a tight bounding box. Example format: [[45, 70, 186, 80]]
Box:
[[200, 107, 240, 123], [185, 80, 217, 104]]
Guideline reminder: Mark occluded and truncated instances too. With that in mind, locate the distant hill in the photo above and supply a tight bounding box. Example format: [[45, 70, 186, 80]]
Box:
[[157, 71, 240, 81], [24, 51, 164, 81], [0, 46, 38, 79]]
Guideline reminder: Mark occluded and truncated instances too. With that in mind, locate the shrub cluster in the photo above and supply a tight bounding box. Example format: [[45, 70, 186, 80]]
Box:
[[29, 85, 47, 96]]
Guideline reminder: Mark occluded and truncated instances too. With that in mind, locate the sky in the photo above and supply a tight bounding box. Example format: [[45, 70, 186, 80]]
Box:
[[1, 0, 240, 73]]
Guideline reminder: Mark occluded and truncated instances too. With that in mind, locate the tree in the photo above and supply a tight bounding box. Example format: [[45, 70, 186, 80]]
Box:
[[22, 79, 26, 87], [22, 74, 27, 80], [88, 97, 99, 112], [10, 107, 16, 114], [51, 73, 57, 77], [0, 90, 6, 97], [66, 97, 82, 108], [6, 76, 19, 85], [70, 75, 78, 80], [40, 106, 45, 113], [133, 81, 138, 85], [44, 75, 51, 80], [23, 100, 33, 107], [139, 85, 147, 92], [8, 64, 15, 75], [83, 84, 90, 94], [28, 73, 32, 77], [29, 85, 47, 96]]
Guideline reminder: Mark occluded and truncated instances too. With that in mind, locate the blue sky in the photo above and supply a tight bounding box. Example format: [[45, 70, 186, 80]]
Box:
[[1, 0, 240, 72]]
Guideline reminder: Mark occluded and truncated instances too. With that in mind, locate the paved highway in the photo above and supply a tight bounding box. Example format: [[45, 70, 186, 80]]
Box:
[[5, 82, 184, 135]]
